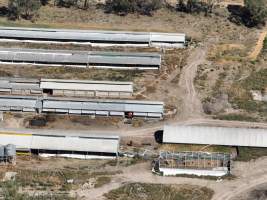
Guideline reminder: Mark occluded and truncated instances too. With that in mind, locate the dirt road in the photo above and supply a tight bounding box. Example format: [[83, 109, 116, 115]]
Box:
[[73, 156, 267, 200], [248, 27, 267, 60], [178, 46, 208, 119]]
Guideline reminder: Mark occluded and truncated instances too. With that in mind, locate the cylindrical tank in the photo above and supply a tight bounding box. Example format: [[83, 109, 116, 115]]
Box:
[[5, 144, 16, 157], [0, 145, 4, 158]]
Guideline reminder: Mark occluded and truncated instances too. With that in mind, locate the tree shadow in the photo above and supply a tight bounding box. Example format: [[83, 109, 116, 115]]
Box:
[[227, 5, 265, 28], [0, 6, 9, 17]]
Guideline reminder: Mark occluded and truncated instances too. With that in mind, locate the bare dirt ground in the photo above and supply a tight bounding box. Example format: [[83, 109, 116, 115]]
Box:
[[231, 183, 267, 200], [72, 156, 267, 200]]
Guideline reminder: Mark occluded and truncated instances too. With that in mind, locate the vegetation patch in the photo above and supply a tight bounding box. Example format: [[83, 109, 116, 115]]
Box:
[[0, 181, 74, 200], [263, 37, 267, 52], [104, 183, 214, 200], [213, 114, 258, 122], [105, 0, 163, 16], [240, 68, 267, 91], [228, 68, 267, 121], [235, 147, 267, 161], [95, 176, 111, 188], [228, 0, 267, 27]]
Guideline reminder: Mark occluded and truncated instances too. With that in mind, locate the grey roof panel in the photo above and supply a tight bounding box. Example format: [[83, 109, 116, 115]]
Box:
[[0, 96, 38, 109], [0, 48, 161, 68], [0, 77, 133, 94], [0, 27, 185, 46], [42, 97, 164, 115], [0, 95, 164, 118]]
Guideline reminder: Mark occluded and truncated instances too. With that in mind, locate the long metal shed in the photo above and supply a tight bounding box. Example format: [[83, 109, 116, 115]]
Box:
[[0, 77, 133, 97], [0, 131, 120, 156], [163, 125, 267, 147], [0, 95, 164, 118], [0, 26, 186, 48], [40, 79, 133, 97], [42, 97, 164, 118], [0, 48, 161, 70]]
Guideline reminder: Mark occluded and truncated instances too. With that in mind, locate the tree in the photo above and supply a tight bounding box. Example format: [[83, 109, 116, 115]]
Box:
[[105, 0, 162, 16], [176, 0, 214, 15], [244, 0, 267, 27], [40, 0, 50, 5], [176, 0, 186, 12], [54, 0, 90, 9], [8, 0, 41, 20]]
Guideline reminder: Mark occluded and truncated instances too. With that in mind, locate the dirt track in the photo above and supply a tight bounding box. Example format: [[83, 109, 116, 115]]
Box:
[[178, 46, 207, 119], [248, 27, 267, 60]]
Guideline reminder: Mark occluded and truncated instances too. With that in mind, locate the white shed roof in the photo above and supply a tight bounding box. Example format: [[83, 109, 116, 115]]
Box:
[[0, 26, 186, 47], [0, 131, 119, 154], [163, 125, 267, 147], [40, 79, 133, 93]]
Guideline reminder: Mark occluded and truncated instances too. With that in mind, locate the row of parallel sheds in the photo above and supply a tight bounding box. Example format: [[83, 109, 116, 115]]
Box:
[[0, 95, 164, 118], [0, 26, 186, 48], [0, 77, 133, 98], [0, 48, 161, 70]]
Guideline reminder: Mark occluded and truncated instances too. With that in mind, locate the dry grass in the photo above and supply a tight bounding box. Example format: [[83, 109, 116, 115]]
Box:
[[104, 183, 214, 200]]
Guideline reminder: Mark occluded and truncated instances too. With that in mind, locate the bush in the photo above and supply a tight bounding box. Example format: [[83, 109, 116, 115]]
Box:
[[8, 0, 41, 20], [105, 0, 163, 16], [54, 0, 77, 8], [54, 0, 90, 9], [176, 0, 214, 15]]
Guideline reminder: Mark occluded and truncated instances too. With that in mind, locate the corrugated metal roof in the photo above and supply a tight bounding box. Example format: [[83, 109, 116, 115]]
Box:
[[42, 97, 164, 115], [0, 131, 119, 154], [0, 48, 161, 69], [0, 77, 40, 90], [163, 125, 267, 147], [0, 77, 133, 94], [0, 95, 39, 110], [0, 95, 164, 118], [0, 27, 186, 47], [40, 79, 133, 93]]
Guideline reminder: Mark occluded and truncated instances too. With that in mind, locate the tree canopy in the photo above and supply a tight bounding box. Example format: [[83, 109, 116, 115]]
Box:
[[8, 0, 41, 20], [244, 0, 267, 27], [105, 0, 163, 16]]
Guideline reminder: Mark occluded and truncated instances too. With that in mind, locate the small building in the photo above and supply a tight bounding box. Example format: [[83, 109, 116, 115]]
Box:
[[0, 77, 41, 95], [0, 95, 41, 112], [152, 151, 231, 177], [0, 144, 16, 164]]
